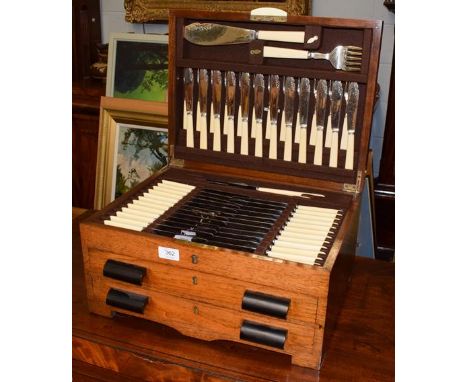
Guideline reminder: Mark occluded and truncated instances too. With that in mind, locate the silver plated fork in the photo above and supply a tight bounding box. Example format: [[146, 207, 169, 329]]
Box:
[[263, 45, 362, 72], [310, 45, 362, 71]]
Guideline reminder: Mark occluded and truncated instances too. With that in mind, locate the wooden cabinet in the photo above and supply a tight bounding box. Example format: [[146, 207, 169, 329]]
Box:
[[72, 81, 104, 208]]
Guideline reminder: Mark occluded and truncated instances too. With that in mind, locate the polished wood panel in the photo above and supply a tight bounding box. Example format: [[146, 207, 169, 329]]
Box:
[[73, 209, 394, 381], [72, 82, 105, 208]]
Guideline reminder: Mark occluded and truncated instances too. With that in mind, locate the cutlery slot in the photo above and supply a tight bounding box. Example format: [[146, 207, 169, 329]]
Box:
[[240, 320, 287, 349], [103, 259, 147, 285], [242, 290, 290, 319], [106, 288, 149, 314]]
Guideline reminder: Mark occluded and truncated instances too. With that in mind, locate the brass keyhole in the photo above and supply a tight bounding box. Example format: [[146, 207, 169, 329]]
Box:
[[192, 276, 198, 285], [191, 254, 198, 264], [193, 305, 199, 315]]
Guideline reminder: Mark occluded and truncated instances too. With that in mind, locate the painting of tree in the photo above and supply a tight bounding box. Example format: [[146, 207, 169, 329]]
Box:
[[113, 124, 168, 199], [113, 40, 168, 102]]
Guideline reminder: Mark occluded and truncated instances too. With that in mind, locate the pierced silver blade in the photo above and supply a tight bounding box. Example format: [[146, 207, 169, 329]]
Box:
[[240, 73, 250, 121], [315, 79, 327, 128], [225, 71, 236, 118], [347, 82, 359, 133], [284, 77, 295, 128], [298, 78, 311, 128], [184, 23, 255, 46], [254, 74, 265, 123], [184, 68, 193, 114], [198, 69, 208, 116], [330, 81, 343, 132], [269, 75, 280, 125], [212, 70, 222, 117]]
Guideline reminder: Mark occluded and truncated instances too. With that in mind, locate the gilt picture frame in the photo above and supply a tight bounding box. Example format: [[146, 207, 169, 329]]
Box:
[[94, 97, 169, 209], [124, 0, 309, 22], [106, 33, 169, 102]]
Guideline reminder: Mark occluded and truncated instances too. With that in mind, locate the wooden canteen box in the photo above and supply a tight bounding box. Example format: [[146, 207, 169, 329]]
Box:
[[80, 10, 382, 369]]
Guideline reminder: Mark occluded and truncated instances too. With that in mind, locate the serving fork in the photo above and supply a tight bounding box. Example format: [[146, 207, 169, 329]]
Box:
[[263, 45, 362, 72]]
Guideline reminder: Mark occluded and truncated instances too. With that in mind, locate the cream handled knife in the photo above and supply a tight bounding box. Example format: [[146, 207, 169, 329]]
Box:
[[253, 74, 265, 157], [283, 77, 295, 161], [198, 69, 209, 149], [313, 80, 328, 166], [240, 72, 251, 155], [345, 82, 359, 170], [268, 75, 280, 159], [225, 71, 236, 154], [329, 81, 343, 167], [183, 68, 194, 148], [298, 78, 311, 164], [184, 23, 306, 45], [212, 70, 222, 151]]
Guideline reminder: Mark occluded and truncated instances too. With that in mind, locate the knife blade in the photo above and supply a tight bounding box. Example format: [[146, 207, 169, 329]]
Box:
[[345, 82, 359, 170], [298, 78, 311, 164], [340, 82, 350, 150], [329, 81, 343, 167], [324, 80, 333, 148], [268, 74, 280, 159], [198, 69, 209, 149], [184, 22, 305, 45], [212, 70, 222, 151], [225, 71, 236, 154], [183, 68, 194, 148], [283, 77, 295, 161], [313, 79, 328, 165], [253, 74, 265, 157], [240, 72, 251, 155], [309, 79, 318, 145]]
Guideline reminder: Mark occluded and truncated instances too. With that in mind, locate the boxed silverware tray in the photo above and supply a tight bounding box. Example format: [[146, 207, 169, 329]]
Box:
[[80, 10, 382, 369]]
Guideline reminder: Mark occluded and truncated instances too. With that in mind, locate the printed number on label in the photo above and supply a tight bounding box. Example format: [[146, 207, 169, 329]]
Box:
[[158, 246, 180, 261]]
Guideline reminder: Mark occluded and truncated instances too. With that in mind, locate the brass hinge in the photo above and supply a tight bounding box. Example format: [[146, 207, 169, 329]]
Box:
[[170, 158, 185, 168], [343, 170, 363, 194]]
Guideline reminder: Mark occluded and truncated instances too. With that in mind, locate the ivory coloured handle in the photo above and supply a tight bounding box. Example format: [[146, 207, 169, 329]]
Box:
[[257, 30, 305, 44], [263, 46, 309, 60], [329, 131, 339, 167], [345, 132, 354, 170], [298, 127, 307, 163], [313, 129, 323, 165]]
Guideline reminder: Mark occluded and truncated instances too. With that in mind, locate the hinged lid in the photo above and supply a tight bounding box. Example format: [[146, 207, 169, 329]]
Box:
[[168, 11, 382, 194]]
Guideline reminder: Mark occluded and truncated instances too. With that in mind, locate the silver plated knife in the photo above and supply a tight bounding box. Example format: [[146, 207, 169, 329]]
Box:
[[329, 81, 343, 167], [313, 79, 328, 165], [283, 77, 295, 161], [212, 70, 222, 151], [184, 23, 306, 45], [298, 78, 311, 164], [225, 71, 236, 154], [268, 74, 280, 159], [183, 68, 194, 148], [345, 82, 359, 170], [198, 69, 209, 149], [253, 73, 265, 157], [240, 72, 251, 155]]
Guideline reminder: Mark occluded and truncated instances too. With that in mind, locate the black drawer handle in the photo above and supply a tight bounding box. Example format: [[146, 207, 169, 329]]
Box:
[[106, 288, 148, 314], [103, 259, 146, 285], [242, 290, 290, 319], [240, 320, 287, 349]]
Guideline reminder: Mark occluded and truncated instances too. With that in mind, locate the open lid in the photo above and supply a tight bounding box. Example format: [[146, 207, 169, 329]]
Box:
[[168, 10, 382, 193]]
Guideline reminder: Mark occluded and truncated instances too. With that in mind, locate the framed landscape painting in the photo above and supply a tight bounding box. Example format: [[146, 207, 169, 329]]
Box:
[[106, 33, 169, 102], [94, 97, 168, 209]]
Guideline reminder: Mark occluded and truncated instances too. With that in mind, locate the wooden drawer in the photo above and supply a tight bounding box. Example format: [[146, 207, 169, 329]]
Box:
[[82, 223, 330, 298], [90, 274, 317, 356], [89, 249, 318, 324]]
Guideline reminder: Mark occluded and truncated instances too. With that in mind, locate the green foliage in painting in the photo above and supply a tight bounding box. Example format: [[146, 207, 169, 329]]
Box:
[[114, 41, 168, 99]]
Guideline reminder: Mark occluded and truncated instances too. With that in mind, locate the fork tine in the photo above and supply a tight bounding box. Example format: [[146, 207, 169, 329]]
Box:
[[345, 56, 362, 62], [346, 45, 362, 51]]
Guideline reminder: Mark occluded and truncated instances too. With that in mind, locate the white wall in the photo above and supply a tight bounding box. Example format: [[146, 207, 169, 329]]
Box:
[[311, 0, 394, 177], [100, 0, 394, 177]]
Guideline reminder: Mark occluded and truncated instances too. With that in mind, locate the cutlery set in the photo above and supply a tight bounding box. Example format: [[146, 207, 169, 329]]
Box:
[[185, 23, 362, 72], [82, 12, 383, 370], [183, 69, 359, 170]]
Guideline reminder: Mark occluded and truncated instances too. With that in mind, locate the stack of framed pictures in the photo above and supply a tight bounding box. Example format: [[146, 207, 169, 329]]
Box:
[[94, 33, 169, 209]]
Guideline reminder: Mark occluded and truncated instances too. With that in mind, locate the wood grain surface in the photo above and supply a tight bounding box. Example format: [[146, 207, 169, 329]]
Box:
[[73, 209, 394, 381]]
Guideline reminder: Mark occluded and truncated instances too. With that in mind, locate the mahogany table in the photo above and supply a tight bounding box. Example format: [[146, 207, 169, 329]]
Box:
[[72, 208, 394, 381]]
